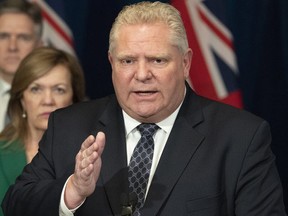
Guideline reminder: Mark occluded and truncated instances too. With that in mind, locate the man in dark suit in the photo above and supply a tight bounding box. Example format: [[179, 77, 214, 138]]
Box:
[[2, 1, 286, 216]]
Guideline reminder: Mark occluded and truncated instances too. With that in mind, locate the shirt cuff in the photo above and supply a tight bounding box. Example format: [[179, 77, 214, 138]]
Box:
[[59, 175, 86, 216]]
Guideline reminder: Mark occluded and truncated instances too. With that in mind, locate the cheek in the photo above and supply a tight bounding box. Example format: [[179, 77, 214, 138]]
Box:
[[26, 104, 39, 124], [21, 97, 34, 111], [161, 75, 183, 99], [55, 95, 73, 107], [113, 72, 131, 92], [20, 45, 35, 56]]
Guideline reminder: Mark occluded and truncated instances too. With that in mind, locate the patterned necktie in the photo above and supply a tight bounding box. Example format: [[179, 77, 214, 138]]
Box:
[[128, 123, 159, 216]]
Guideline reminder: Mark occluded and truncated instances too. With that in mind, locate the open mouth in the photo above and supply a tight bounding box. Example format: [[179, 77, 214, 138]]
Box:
[[135, 91, 157, 95]]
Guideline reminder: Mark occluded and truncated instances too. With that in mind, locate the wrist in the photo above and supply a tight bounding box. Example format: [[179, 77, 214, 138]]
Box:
[[64, 175, 86, 209]]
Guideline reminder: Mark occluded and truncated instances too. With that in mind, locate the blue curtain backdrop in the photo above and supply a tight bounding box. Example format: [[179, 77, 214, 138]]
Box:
[[1, 0, 287, 211], [232, 0, 288, 208]]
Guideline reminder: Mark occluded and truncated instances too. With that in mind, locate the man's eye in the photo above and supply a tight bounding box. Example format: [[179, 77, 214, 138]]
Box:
[[18, 35, 33, 41], [155, 59, 163, 63], [153, 58, 167, 64], [0, 33, 9, 40], [121, 59, 134, 65]]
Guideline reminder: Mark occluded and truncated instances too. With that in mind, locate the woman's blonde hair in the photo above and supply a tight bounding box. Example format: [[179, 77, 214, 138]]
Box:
[[0, 47, 86, 147]]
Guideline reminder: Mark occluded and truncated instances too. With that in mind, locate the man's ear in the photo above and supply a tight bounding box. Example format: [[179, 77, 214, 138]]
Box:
[[108, 51, 113, 64], [183, 48, 193, 79]]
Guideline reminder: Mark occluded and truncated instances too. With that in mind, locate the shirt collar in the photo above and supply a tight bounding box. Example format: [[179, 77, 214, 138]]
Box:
[[0, 79, 11, 96], [122, 87, 186, 136]]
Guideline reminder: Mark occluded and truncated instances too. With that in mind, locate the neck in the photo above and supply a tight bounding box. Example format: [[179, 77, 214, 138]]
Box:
[[0, 70, 13, 84]]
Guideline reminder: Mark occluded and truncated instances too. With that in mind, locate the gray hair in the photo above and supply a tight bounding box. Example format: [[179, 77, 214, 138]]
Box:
[[109, 1, 189, 54]]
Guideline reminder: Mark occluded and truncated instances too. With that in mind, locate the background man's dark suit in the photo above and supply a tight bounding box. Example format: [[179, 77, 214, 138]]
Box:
[[2, 86, 286, 215]]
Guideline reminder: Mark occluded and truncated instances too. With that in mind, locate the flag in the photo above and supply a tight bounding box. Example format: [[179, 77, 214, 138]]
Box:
[[28, 0, 75, 55], [171, 0, 242, 108]]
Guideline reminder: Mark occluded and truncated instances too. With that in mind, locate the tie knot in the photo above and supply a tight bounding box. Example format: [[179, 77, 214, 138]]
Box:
[[137, 123, 159, 137]]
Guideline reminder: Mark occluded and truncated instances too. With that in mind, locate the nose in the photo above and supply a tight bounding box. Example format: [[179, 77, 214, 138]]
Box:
[[134, 60, 152, 81], [8, 37, 18, 52], [42, 90, 55, 105]]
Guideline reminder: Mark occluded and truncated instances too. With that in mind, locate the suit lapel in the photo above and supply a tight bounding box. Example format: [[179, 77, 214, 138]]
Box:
[[96, 98, 129, 215], [142, 88, 206, 215], [94, 88, 206, 215]]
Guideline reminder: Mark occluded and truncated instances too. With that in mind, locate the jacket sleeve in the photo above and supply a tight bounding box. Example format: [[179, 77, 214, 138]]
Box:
[[235, 121, 287, 215], [1, 113, 71, 216]]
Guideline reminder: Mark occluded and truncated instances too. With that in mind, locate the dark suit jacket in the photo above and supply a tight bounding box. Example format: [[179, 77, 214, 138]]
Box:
[[2, 86, 286, 216]]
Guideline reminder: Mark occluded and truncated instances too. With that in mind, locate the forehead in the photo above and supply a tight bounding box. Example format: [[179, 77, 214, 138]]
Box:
[[30, 65, 72, 86], [120, 22, 169, 38], [117, 23, 172, 47], [0, 12, 35, 33], [112, 22, 180, 57]]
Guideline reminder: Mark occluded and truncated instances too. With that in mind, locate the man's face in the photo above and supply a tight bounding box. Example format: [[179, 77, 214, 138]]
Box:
[[109, 22, 192, 123], [0, 13, 41, 83]]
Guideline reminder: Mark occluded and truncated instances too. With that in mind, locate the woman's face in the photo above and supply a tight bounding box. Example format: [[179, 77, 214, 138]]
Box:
[[21, 64, 73, 132]]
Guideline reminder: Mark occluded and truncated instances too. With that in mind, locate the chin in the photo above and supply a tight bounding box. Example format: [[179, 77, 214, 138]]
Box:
[[37, 121, 49, 130], [136, 108, 157, 119]]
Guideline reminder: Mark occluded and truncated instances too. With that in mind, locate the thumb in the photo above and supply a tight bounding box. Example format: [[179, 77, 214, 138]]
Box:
[[95, 131, 105, 156]]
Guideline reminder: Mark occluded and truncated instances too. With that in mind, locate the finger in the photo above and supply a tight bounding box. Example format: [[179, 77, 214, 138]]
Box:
[[75, 132, 105, 176], [80, 151, 97, 169], [81, 163, 94, 178], [94, 132, 105, 156], [79, 135, 96, 161], [83, 132, 105, 161], [80, 135, 95, 152], [75, 136, 94, 172]]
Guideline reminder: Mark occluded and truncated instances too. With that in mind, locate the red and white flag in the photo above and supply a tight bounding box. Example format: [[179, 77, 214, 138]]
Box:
[[172, 0, 243, 108], [28, 0, 75, 55]]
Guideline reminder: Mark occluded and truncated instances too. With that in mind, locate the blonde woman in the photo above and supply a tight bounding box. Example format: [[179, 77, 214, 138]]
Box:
[[0, 47, 85, 211]]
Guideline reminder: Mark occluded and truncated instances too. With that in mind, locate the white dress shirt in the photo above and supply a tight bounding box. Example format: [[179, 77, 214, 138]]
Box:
[[60, 101, 183, 216], [123, 108, 180, 194], [0, 79, 10, 132]]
